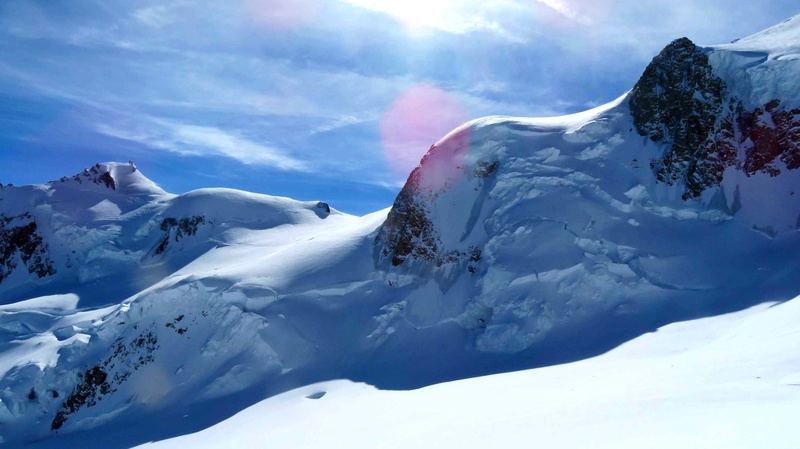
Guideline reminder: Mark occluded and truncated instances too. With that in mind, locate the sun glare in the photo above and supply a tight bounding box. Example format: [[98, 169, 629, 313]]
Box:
[[343, 0, 456, 31]]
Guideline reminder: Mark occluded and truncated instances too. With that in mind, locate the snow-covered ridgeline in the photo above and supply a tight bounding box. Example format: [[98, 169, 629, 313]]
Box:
[[0, 15, 799, 447]]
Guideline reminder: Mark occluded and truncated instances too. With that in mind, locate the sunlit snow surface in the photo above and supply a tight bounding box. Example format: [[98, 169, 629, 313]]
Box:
[[1, 16, 800, 448], [137, 299, 800, 449]]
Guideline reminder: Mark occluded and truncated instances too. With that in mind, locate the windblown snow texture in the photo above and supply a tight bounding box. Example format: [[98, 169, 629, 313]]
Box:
[[1, 15, 800, 448]]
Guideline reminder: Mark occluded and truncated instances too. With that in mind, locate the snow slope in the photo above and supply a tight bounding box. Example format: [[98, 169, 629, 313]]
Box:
[[0, 15, 799, 448], [374, 14, 800, 354], [134, 297, 800, 449]]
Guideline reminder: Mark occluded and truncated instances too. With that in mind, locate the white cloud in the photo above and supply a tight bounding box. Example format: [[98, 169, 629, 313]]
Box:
[[96, 120, 311, 172], [311, 115, 365, 134], [132, 5, 174, 28], [2, 0, 796, 192], [533, 0, 594, 24], [339, 0, 512, 35]]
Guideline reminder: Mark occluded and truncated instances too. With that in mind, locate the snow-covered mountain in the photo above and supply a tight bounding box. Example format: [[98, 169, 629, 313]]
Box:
[[1, 15, 799, 448]]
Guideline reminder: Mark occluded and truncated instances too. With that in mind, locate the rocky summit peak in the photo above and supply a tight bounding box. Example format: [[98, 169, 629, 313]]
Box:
[[375, 17, 800, 284], [629, 34, 800, 201], [53, 161, 166, 196], [629, 36, 735, 199]]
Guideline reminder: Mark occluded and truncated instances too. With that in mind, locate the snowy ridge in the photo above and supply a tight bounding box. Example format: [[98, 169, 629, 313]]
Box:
[[1, 15, 800, 448], [0, 162, 381, 443], [0, 163, 338, 305], [375, 88, 800, 354], [711, 14, 800, 110]]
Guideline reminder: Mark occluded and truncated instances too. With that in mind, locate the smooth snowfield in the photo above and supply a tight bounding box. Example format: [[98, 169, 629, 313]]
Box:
[[138, 297, 800, 449]]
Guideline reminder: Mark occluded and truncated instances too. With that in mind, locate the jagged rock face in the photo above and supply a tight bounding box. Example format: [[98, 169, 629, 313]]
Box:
[[57, 163, 117, 190], [154, 216, 207, 255], [51, 330, 159, 430], [374, 130, 496, 274], [739, 99, 800, 175], [375, 168, 440, 267], [630, 38, 800, 199], [316, 202, 331, 214], [629, 37, 737, 199], [0, 213, 56, 285]]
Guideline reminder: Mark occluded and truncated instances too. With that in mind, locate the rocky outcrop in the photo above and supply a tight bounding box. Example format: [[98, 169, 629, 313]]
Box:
[[375, 145, 496, 274], [51, 329, 159, 430], [0, 213, 56, 285], [316, 202, 331, 214], [739, 99, 800, 176], [630, 38, 800, 199], [629, 37, 738, 199], [56, 163, 117, 190], [154, 216, 207, 255], [375, 168, 440, 267]]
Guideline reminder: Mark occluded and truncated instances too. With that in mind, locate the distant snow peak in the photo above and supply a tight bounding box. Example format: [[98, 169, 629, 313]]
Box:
[[51, 161, 166, 197], [56, 163, 119, 191]]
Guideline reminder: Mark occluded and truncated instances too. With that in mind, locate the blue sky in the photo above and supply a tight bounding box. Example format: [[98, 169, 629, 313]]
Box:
[[1, 1, 797, 215]]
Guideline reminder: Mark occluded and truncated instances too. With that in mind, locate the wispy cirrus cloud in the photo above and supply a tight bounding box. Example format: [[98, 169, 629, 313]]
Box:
[[96, 119, 311, 172], [132, 5, 175, 28]]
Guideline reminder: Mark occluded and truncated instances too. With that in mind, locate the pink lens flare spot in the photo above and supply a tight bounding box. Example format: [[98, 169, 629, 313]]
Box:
[[380, 83, 469, 181], [245, 0, 322, 29]]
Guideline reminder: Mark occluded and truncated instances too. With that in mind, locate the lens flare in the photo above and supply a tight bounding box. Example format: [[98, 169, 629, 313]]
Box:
[[380, 83, 468, 180], [130, 364, 172, 408]]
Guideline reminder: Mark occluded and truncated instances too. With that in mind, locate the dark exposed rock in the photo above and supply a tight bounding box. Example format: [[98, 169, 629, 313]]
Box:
[[51, 366, 110, 430], [375, 143, 494, 270], [0, 213, 57, 285], [165, 314, 188, 335], [375, 168, 440, 267], [98, 172, 116, 190], [631, 38, 800, 199], [52, 330, 159, 430], [629, 37, 737, 199], [55, 164, 119, 190], [473, 161, 499, 178], [155, 216, 206, 255], [739, 99, 800, 176], [434, 246, 482, 268], [316, 202, 331, 214]]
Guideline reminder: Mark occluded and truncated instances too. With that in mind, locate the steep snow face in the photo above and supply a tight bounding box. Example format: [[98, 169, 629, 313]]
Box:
[[375, 16, 800, 354], [710, 14, 800, 110]]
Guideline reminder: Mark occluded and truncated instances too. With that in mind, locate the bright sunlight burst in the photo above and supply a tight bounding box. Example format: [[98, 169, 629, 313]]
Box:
[[341, 0, 470, 32]]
